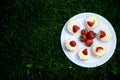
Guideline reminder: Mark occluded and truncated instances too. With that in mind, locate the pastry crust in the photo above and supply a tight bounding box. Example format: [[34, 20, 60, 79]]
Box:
[[92, 44, 106, 57], [86, 16, 99, 29], [65, 39, 77, 51], [98, 29, 112, 41], [67, 20, 80, 34], [78, 48, 90, 60]]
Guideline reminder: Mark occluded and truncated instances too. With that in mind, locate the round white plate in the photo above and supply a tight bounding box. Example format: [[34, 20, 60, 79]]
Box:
[[60, 12, 117, 68]]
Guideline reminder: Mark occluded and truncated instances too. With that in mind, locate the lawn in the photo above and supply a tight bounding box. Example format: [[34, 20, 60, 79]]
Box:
[[0, 0, 120, 80]]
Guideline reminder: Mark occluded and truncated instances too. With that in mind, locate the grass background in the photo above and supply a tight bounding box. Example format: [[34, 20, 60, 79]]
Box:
[[0, 0, 120, 80]]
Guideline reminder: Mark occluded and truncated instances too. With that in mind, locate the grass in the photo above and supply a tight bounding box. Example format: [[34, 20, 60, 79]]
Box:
[[0, 0, 120, 80]]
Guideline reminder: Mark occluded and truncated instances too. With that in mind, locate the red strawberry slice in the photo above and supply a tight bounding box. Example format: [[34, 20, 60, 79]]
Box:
[[85, 39, 93, 47], [96, 47, 103, 52], [73, 25, 80, 33], [82, 48, 88, 55], [87, 21, 94, 27], [99, 31, 106, 38], [70, 41, 76, 47]]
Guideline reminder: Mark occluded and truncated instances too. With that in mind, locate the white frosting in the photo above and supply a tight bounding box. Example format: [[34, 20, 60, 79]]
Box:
[[92, 44, 106, 57], [78, 48, 90, 60], [67, 20, 80, 34], [65, 39, 77, 51], [98, 30, 112, 41], [86, 16, 99, 29]]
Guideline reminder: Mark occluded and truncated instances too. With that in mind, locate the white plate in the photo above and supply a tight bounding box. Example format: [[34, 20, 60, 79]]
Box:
[[60, 12, 117, 68]]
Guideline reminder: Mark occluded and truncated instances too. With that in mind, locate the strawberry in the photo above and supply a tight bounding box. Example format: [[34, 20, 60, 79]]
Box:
[[82, 48, 88, 55], [70, 41, 76, 47], [85, 39, 93, 47], [87, 21, 94, 27], [81, 29, 89, 35], [80, 35, 87, 42], [96, 47, 103, 52], [88, 30, 94, 34], [99, 31, 106, 38], [87, 33, 96, 39], [73, 25, 80, 33], [89, 35, 94, 39], [87, 31, 96, 39]]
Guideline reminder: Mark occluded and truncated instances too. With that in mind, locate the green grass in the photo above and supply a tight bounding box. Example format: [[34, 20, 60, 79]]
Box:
[[0, 0, 120, 80]]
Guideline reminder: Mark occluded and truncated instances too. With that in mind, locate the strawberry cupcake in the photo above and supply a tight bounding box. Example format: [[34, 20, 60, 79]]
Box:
[[78, 48, 90, 60], [86, 16, 99, 29], [92, 44, 106, 57], [98, 29, 112, 41], [67, 20, 80, 34], [65, 39, 78, 51]]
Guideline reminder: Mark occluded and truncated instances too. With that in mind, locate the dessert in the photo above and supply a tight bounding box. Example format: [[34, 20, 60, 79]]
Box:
[[64, 14, 112, 61], [92, 44, 106, 57], [98, 29, 112, 41], [67, 20, 80, 34], [78, 48, 90, 60], [65, 39, 78, 51], [86, 16, 99, 29]]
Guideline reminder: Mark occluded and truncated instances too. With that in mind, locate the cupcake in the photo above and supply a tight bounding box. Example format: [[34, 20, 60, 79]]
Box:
[[78, 48, 90, 60], [98, 29, 112, 41], [67, 20, 80, 34], [92, 44, 106, 57], [86, 16, 99, 29], [65, 39, 78, 51]]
